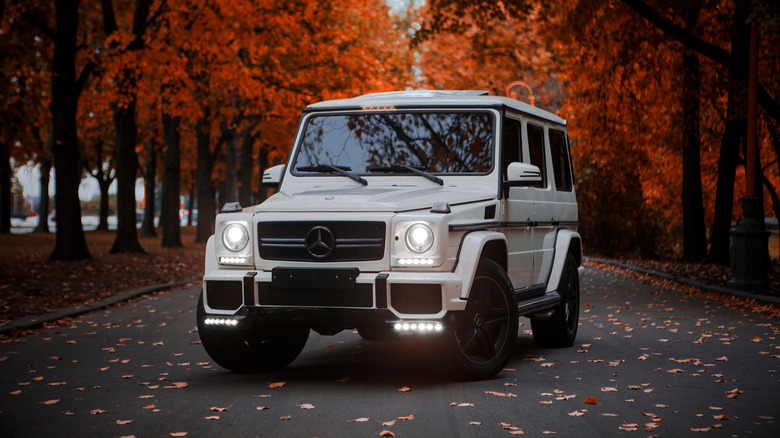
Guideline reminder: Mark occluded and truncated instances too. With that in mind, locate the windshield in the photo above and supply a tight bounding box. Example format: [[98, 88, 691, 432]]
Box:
[[292, 111, 494, 175]]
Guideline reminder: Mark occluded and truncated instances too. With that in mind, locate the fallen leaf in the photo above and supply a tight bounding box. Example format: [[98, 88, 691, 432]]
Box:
[[143, 404, 156, 410], [116, 420, 132, 425], [667, 369, 684, 373], [569, 410, 585, 416], [256, 406, 269, 410], [582, 396, 599, 405], [297, 404, 315, 410], [379, 431, 395, 437], [398, 414, 413, 420], [41, 399, 60, 405], [210, 406, 229, 412], [279, 415, 291, 421], [485, 391, 516, 397], [398, 386, 411, 392], [716, 356, 728, 362], [91, 409, 107, 415], [204, 416, 220, 420], [382, 420, 396, 426], [601, 387, 618, 392], [540, 363, 555, 367], [691, 427, 711, 432], [450, 402, 474, 407], [619, 424, 638, 431], [336, 377, 350, 383], [351, 418, 370, 422], [169, 433, 188, 437], [169, 382, 188, 389], [268, 382, 285, 388], [469, 421, 482, 425], [726, 388, 743, 399], [9, 390, 21, 395], [713, 414, 728, 420]]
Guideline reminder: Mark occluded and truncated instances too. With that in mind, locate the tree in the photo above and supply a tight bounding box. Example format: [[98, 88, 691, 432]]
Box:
[[161, 105, 182, 247], [47, 0, 92, 260], [100, 0, 158, 254]]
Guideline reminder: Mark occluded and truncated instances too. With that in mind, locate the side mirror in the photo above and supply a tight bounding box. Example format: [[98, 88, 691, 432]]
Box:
[[262, 164, 285, 188], [506, 162, 542, 187]]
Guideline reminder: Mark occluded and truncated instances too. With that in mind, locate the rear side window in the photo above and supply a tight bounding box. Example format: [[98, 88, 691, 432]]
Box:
[[549, 129, 573, 191], [501, 117, 521, 180], [527, 124, 546, 188]]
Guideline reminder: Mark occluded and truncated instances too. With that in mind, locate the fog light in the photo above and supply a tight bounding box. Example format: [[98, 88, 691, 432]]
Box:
[[220, 256, 247, 264], [392, 321, 444, 334], [204, 317, 239, 326]]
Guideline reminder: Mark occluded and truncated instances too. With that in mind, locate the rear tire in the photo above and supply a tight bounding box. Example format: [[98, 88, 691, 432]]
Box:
[[441, 259, 518, 380], [196, 293, 309, 372], [531, 253, 579, 347]]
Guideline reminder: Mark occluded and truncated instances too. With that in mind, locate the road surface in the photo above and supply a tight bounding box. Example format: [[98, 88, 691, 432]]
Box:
[[1, 265, 778, 437]]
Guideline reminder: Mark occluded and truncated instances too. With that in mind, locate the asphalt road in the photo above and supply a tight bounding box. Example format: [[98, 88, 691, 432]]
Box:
[[1, 266, 778, 437]]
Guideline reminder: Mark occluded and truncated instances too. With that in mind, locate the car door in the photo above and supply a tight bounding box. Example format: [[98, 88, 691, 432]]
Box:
[[502, 115, 534, 290], [525, 122, 556, 286]]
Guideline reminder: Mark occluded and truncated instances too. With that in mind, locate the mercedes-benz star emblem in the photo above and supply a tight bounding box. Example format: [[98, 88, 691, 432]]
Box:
[[305, 226, 335, 258]]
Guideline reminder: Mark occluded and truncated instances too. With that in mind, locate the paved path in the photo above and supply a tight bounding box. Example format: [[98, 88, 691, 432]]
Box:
[[1, 266, 778, 437]]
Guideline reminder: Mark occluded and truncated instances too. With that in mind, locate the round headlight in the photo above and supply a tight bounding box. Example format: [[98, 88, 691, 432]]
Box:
[[405, 223, 434, 253], [222, 223, 249, 252]]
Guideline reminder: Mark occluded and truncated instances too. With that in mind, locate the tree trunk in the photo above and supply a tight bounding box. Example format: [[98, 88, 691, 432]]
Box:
[[708, 2, 751, 265], [256, 145, 269, 204], [0, 140, 11, 233], [161, 111, 182, 248], [220, 123, 239, 209], [187, 182, 195, 226], [681, 9, 707, 262], [49, 0, 90, 261], [142, 136, 157, 237], [196, 116, 216, 243], [239, 128, 254, 207], [109, 89, 145, 254], [34, 157, 51, 233], [97, 177, 111, 231]]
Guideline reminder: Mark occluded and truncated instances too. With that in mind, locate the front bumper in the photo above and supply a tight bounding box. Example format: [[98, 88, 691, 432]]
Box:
[[202, 268, 468, 324]]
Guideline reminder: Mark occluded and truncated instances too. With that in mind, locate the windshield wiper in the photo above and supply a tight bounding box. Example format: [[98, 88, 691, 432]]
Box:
[[369, 164, 444, 186], [296, 164, 368, 186]]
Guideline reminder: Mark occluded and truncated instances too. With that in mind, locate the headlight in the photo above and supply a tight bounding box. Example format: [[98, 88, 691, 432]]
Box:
[[222, 223, 249, 252], [405, 223, 434, 253]]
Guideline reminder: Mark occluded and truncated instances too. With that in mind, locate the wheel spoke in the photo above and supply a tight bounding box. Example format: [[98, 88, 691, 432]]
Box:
[[476, 327, 496, 358]]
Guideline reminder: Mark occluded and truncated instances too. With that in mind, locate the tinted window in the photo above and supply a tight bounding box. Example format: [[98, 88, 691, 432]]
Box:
[[501, 117, 521, 181], [293, 112, 494, 174], [527, 124, 546, 188], [549, 129, 573, 191]]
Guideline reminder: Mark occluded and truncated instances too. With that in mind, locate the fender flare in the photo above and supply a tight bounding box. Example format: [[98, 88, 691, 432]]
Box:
[[453, 231, 508, 300], [545, 229, 582, 293]]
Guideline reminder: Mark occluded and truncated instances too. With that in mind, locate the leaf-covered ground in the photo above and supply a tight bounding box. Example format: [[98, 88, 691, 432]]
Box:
[[0, 228, 205, 327]]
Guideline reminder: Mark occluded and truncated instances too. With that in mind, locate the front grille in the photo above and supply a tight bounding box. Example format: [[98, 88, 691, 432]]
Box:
[[390, 284, 442, 314], [206, 280, 243, 310], [258, 221, 385, 262], [257, 283, 373, 308]]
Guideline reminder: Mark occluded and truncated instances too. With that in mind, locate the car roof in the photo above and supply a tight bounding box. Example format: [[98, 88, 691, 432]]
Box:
[[304, 90, 567, 126]]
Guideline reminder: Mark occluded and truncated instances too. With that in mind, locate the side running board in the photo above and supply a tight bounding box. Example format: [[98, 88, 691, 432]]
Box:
[[516, 291, 560, 317]]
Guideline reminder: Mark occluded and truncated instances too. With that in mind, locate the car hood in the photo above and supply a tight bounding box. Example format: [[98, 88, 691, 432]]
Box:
[[256, 185, 495, 213]]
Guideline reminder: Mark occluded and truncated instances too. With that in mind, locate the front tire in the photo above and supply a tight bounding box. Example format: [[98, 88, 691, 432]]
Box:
[[531, 252, 579, 347], [196, 293, 309, 372], [441, 259, 518, 380]]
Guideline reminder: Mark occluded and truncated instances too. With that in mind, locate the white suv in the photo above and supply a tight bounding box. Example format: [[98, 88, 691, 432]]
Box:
[[198, 91, 582, 380]]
